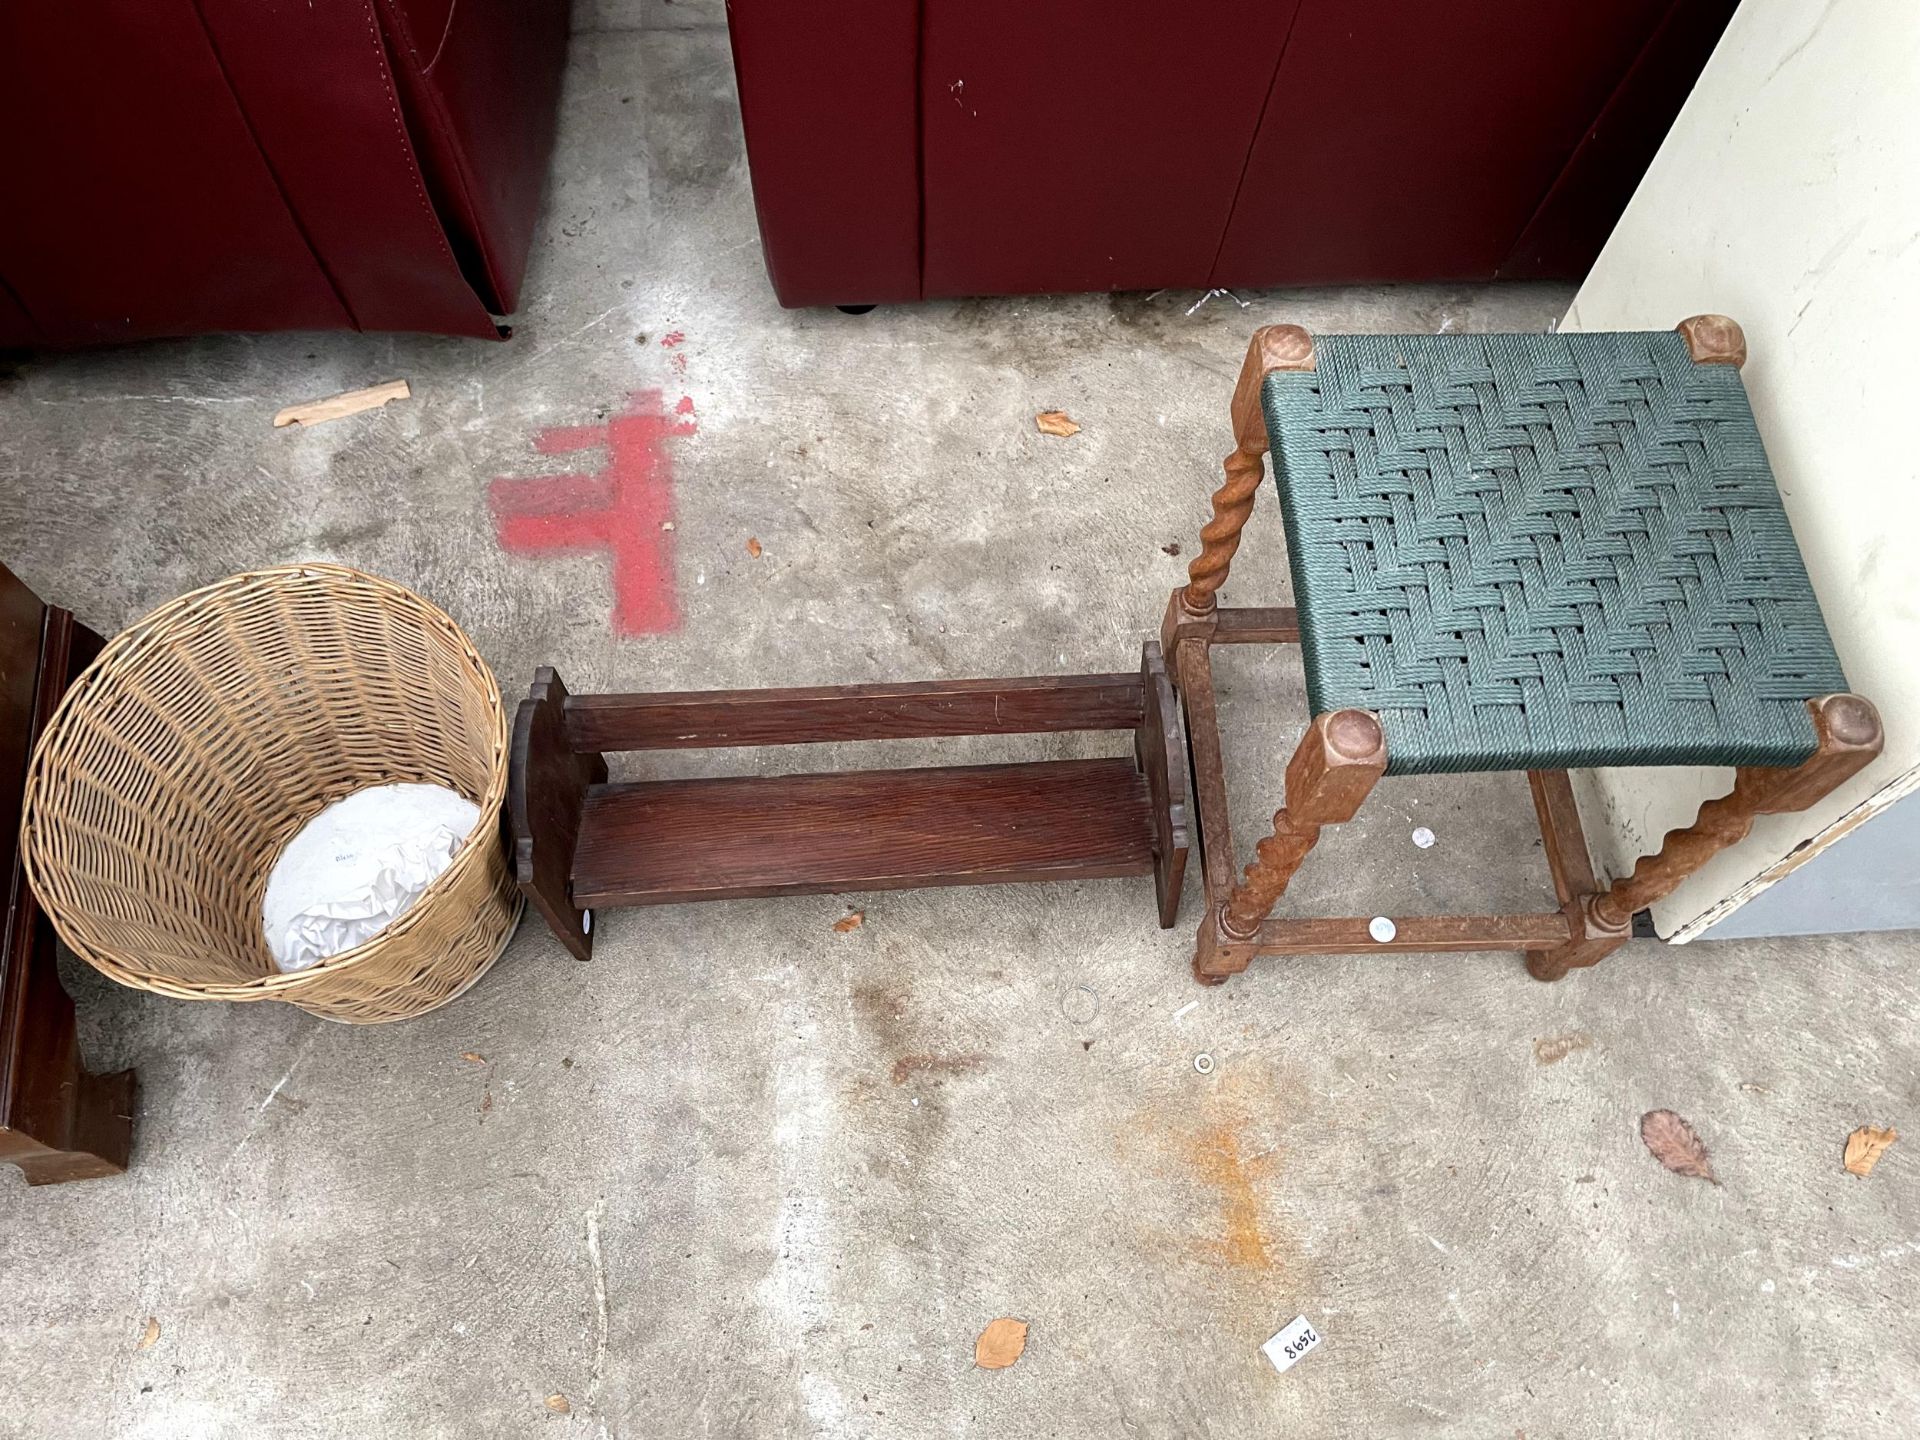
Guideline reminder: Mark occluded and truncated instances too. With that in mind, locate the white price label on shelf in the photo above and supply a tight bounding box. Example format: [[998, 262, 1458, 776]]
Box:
[[1260, 1316, 1322, 1374]]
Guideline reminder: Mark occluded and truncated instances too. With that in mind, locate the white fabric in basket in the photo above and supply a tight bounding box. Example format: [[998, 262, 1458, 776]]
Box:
[[262, 783, 480, 973]]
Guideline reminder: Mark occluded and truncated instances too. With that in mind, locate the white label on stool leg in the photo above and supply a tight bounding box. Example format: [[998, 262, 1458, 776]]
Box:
[[1368, 916, 1397, 943], [1262, 1316, 1322, 1374]]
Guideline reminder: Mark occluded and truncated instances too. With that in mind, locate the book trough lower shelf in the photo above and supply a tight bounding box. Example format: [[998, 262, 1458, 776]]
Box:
[[508, 643, 1191, 961]]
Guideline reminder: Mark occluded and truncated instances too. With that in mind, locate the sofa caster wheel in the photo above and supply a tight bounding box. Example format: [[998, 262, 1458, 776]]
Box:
[[836, 304, 877, 315]]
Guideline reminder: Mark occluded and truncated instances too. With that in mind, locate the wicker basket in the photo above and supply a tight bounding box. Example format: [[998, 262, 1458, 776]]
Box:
[[20, 564, 519, 1024]]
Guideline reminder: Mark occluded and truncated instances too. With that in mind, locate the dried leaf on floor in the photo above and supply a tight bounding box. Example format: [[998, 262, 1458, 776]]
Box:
[[1640, 1109, 1718, 1184], [974, 1317, 1028, 1370], [833, 911, 865, 934], [544, 1393, 572, 1415], [272, 379, 410, 429], [746, 537, 763, 558], [1844, 1125, 1898, 1178], [136, 1317, 161, 1351], [1035, 410, 1080, 438], [461, 1052, 486, 1064], [1533, 1031, 1591, 1066]]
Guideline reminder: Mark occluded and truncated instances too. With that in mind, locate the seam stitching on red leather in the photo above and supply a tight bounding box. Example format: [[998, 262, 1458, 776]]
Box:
[[381, 0, 424, 66], [1204, 0, 1308, 289], [187, 0, 361, 328], [363, 1, 459, 269], [423, 0, 461, 74], [376, 0, 502, 305], [417, 83, 504, 306]]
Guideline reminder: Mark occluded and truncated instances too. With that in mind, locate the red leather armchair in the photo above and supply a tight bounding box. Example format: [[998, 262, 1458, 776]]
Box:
[[0, 0, 571, 346], [727, 1, 1736, 308]]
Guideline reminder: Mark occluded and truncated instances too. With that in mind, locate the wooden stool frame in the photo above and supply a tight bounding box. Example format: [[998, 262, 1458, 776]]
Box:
[[1161, 320, 1884, 986]]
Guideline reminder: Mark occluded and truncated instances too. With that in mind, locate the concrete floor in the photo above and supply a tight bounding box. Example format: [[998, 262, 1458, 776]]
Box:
[[4, 12, 1918, 1440]]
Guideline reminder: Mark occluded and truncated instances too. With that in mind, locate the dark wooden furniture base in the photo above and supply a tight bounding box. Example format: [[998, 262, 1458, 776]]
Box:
[[511, 645, 1190, 959], [2, 562, 134, 1184]]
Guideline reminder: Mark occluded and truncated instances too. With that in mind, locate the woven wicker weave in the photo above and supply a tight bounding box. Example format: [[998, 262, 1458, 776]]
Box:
[[20, 564, 519, 1023], [1261, 330, 1848, 775]]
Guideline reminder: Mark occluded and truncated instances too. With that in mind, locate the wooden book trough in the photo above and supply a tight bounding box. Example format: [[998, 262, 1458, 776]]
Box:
[[509, 644, 1190, 959]]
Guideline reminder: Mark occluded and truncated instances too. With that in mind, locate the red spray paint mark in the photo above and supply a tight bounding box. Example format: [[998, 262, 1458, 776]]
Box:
[[489, 389, 695, 635]]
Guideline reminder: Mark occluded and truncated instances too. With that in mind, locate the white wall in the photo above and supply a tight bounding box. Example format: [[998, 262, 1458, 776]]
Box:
[[1562, 0, 1920, 940]]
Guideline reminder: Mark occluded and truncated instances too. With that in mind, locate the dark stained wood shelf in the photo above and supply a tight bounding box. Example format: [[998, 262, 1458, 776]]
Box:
[[509, 646, 1190, 959], [564, 672, 1146, 751], [572, 757, 1155, 908], [2, 561, 134, 1184]]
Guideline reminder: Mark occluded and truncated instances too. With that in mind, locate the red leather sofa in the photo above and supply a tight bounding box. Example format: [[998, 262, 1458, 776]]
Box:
[[727, 0, 1736, 309], [0, 0, 570, 347]]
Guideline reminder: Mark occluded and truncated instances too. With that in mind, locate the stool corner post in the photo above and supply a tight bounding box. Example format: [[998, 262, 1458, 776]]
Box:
[[1751, 691, 1884, 815], [1805, 690, 1884, 770], [1526, 902, 1631, 982], [1676, 314, 1747, 368], [1180, 326, 1318, 617], [1219, 709, 1386, 942], [1159, 586, 1216, 673], [1586, 690, 1882, 932], [1230, 323, 1317, 448], [1192, 906, 1254, 985]]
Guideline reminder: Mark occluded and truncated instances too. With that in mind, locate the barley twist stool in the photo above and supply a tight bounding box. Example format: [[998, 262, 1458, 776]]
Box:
[[1161, 317, 1883, 985]]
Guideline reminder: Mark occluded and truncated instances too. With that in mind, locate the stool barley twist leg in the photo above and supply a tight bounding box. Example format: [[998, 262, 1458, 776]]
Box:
[[1195, 709, 1387, 981], [1174, 325, 1317, 625], [1529, 694, 1883, 980], [1181, 440, 1266, 615]]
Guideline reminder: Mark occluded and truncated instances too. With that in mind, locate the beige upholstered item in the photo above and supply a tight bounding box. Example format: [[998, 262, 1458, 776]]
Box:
[[20, 564, 518, 1023]]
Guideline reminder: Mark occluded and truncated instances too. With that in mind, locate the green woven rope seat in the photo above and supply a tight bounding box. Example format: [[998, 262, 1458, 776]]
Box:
[[1261, 330, 1847, 775]]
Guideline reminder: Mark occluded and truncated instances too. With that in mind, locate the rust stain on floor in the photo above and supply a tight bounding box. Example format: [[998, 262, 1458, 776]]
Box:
[[1116, 1061, 1298, 1284], [1184, 1124, 1280, 1270]]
